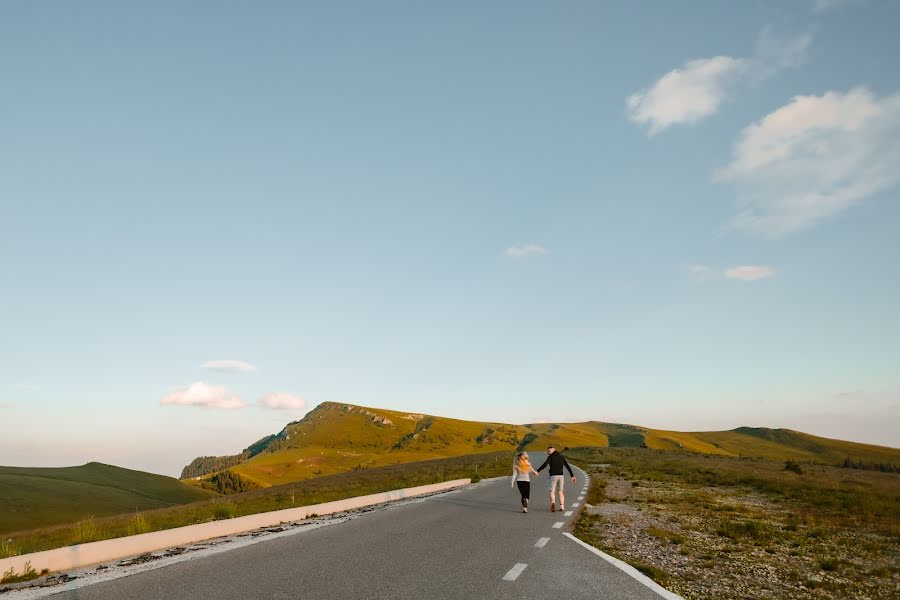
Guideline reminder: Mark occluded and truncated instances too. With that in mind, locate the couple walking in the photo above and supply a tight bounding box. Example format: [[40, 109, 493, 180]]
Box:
[[511, 446, 575, 513]]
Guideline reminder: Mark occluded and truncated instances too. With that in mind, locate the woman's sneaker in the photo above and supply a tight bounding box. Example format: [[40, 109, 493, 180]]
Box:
[[551, 502, 556, 512], [523, 507, 528, 513]]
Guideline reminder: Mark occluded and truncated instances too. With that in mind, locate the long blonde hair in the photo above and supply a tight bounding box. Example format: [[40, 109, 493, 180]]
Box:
[[514, 452, 531, 474]]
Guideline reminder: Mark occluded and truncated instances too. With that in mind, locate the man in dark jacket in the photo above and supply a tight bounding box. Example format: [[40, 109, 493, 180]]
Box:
[[536, 446, 576, 512]]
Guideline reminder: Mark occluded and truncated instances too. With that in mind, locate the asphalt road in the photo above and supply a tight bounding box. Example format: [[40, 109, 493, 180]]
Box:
[[51, 457, 666, 600]]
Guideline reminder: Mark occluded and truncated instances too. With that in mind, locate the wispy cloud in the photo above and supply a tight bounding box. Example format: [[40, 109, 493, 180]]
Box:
[[682, 264, 712, 280], [753, 27, 813, 79], [812, 0, 855, 13], [15, 383, 41, 391], [504, 243, 549, 258], [200, 360, 257, 373], [258, 392, 307, 411], [717, 87, 900, 235], [627, 29, 811, 135], [0, 403, 14, 409], [724, 266, 775, 281], [160, 382, 246, 410]]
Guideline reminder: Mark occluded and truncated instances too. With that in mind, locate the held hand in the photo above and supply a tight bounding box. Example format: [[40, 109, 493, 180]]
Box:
[[571, 477, 577, 483]]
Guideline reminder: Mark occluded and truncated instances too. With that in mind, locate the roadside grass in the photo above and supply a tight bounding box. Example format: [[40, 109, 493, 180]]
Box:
[[1, 562, 47, 584], [567, 447, 899, 532], [647, 526, 687, 545], [585, 477, 607, 506], [715, 519, 769, 542], [1, 452, 512, 558], [631, 561, 671, 587], [125, 513, 151, 536], [568, 446, 900, 600]]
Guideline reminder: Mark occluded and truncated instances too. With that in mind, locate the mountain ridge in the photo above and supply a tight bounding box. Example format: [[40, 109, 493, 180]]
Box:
[[182, 401, 899, 487]]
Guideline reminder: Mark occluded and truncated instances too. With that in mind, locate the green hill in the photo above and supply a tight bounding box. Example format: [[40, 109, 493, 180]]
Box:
[[184, 402, 900, 488], [0, 462, 217, 535]]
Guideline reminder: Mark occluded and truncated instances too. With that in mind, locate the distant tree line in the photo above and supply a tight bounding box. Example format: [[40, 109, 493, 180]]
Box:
[[180, 455, 244, 479], [180, 434, 280, 479], [839, 458, 898, 473], [199, 470, 260, 495]]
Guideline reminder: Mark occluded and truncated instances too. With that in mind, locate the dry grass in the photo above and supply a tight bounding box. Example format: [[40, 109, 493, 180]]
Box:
[[568, 447, 900, 600]]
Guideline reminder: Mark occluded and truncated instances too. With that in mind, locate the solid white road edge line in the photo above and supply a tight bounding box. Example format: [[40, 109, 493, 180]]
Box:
[[562, 533, 685, 600], [535, 537, 550, 548], [552, 522, 564, 529], [503, 563, 528, 581]]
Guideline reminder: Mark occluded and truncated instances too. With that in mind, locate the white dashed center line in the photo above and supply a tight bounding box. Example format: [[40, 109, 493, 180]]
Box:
[[578, 496, 584, 501], [503, 563, 528, 581], [572, 502, 580, 507], [535, 537, 550, 548], [552, 521, 564, 529], [564, 510, 573, 516]]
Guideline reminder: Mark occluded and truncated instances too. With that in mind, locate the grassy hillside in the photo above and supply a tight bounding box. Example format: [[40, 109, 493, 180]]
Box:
[[184, 402, 899, 488], [0, 462, 216, 535], [2, 452, 511, 559]]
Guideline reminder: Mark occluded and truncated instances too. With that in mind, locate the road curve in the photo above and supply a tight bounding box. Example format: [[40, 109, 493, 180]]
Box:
[[49, 457, 666, 600]]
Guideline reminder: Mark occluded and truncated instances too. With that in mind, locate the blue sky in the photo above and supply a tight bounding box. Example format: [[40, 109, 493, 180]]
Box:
[[2, 1, 898, 476]]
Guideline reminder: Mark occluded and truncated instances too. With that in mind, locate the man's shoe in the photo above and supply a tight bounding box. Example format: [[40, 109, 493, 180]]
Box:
[[523, 507, 528, 513], [561, 505, 566, 511], [551, 502, 556, 512]]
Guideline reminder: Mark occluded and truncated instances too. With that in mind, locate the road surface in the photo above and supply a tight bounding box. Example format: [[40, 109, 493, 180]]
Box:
[[49, 458, 669, 600]]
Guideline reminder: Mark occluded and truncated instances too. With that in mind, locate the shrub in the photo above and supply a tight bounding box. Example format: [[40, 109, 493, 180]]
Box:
[[819, 557, 840, 572], [716, 519, 768, 541], [586, 478, 607, 505], [211, 502, 237, 520], [784, 460, 804, 474]]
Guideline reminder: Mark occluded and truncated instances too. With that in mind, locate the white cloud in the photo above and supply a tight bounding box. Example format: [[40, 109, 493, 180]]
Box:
[[0, 403, 13, 409], [160, 382, 246, 410], [504, 243, 549, 258], [724, 266, 775, 281], [627, 56, 748, 135], [201, 360, 257, 373], [258, 392, 307, 411], [717, 88, 900, 235], [627, 29, 811, 135]]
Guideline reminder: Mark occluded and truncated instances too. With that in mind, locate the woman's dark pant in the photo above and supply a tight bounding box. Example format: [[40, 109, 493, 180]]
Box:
[[516, 481, 530, 507]]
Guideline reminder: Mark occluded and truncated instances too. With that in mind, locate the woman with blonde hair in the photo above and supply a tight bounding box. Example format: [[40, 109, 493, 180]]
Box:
[[511, 452, 539, 513]]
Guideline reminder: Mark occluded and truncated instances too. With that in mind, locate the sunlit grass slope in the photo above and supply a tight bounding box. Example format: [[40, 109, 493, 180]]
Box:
[[230, 403, 610, 487], [197, 402, 899, 488], [0, 462, 216, 535]]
